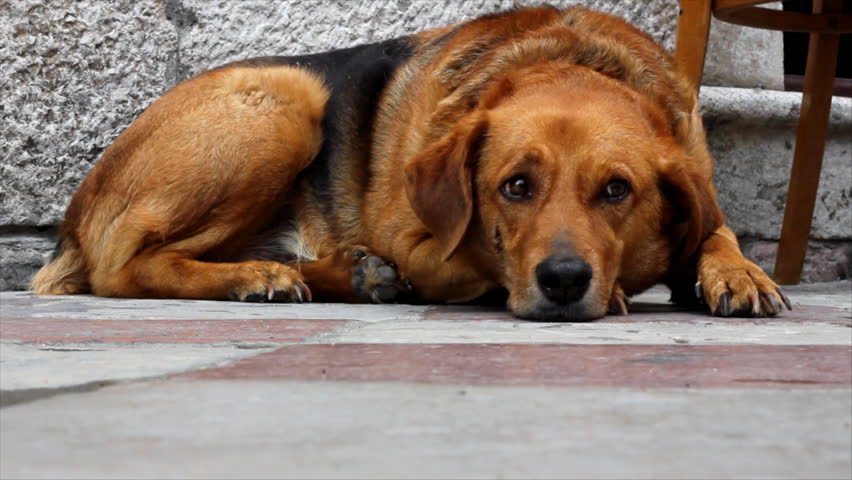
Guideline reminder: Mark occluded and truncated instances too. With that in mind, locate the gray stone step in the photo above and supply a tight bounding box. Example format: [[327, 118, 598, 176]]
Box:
[[701, 86, 851, 241], [2, 87, 849, 290]]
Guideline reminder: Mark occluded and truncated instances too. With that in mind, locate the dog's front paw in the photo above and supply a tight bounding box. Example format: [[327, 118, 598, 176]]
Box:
[[349, 248, 413, 304], [695, 258, 791, 317]]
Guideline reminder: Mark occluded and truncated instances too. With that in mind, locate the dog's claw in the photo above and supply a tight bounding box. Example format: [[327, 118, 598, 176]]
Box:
[[716, 292, 732, 316], [286, 282, 312, 303], [608, 285, 629, 316], [611, 296, 628, 316], [760, 292, 782, 315], [777, 289, 792, 310], [694, 281, 703, 301], [770, 293, 782, 312], [239, 280, 312, 304]]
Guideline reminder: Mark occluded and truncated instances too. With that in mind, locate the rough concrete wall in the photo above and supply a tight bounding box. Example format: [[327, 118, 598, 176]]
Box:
[[1, 1, 178, 226], [0, 0, 678, 228], [1, 0, 849, 290], [0, 230, 55, 292], [701, 89, 852, 240], [702, 2, 784, 90]]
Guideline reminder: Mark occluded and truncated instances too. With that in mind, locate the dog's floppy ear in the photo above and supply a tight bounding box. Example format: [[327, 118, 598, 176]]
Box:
[[658, 157, 724, 265], [405, 112, 489, 261]]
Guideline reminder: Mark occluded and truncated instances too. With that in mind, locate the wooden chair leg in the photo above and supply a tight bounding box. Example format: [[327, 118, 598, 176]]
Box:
[[674, 0, 713, 91], [774, 0, 842, 284]]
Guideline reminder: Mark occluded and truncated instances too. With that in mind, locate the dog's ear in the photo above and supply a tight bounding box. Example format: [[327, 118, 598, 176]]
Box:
[[658, 157, 724, 265], [405, 112, 489, 261]]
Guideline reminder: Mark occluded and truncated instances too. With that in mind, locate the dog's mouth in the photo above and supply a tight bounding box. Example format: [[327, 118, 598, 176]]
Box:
[[515, 302, 602, 322], [507, 280, 613, 322]]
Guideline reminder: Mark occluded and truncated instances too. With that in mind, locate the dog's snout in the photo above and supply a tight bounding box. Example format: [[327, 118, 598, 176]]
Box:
[[535, 256, 592, 304]]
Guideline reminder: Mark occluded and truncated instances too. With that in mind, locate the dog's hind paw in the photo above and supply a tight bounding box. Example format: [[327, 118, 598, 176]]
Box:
[[350, 248, 413, 304], [695, 258, 791, 317], [227, 261, 312, 303]]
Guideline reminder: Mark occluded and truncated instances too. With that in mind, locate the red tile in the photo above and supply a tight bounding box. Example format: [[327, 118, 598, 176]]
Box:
[[0, 318, 347, 344], [177, 344, 852, 388]]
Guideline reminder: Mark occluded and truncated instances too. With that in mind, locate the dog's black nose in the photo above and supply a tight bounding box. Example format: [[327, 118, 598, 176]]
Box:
[[535, 256, 592, 305]]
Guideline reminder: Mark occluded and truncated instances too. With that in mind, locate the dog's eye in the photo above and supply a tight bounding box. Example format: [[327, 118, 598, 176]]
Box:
[[603, 179, 630, 202], [501, 175, 531, 201]]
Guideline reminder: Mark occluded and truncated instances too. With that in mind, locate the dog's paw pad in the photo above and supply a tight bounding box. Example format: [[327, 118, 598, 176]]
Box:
[[351, 251, 412, 304]]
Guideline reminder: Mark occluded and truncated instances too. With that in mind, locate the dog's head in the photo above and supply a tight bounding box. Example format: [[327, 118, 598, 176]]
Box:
[[406, 64, 722, 320]]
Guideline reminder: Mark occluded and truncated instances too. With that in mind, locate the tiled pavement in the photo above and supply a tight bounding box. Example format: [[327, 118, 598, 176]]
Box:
[[1, 282, 850, 479]]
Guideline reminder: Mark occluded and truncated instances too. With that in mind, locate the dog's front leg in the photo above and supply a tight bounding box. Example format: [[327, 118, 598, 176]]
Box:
[[389, 236, 497, 304], [296, 247, 412, 303], [694, 225, 791, 316]]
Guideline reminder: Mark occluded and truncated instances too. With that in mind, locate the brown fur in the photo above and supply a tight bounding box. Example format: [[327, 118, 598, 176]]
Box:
[[35, 66, 329, 300], [33, 6, 787, 320]]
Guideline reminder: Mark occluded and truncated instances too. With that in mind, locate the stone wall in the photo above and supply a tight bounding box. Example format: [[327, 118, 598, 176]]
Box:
[[1, 0, 850, 290]]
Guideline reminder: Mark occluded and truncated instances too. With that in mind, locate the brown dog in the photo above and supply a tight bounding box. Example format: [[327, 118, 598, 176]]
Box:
[[32, 6, 790, 320]]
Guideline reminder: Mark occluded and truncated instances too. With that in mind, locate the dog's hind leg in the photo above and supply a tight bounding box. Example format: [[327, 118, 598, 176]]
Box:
[[37, 65, 329, 301], [95, 218, 313, 301], [30, 237, 89, 295]]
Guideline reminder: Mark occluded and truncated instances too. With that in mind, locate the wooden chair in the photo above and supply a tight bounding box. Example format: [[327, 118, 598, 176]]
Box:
[[674, 0, 851, 284]]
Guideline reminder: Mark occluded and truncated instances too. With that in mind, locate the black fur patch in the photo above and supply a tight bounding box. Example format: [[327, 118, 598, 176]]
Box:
[[49, 236, 65, 261], [219, 38, 415, 236], [300, 38, 415, 222]]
